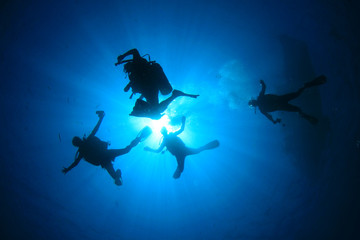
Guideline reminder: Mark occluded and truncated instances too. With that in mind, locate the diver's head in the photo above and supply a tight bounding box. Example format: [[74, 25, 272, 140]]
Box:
[[72, 136, 82, 147], [248, 99, 258, 107], [160, 127, 168, 136]]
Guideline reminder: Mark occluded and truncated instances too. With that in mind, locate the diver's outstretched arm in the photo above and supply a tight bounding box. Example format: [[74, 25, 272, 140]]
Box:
[[144, 141, 165, 153], [173, 116, 186, 136], [62, 154, 82, 174], [261, 110, 281, 124], [116, 49, 141, 63], [259, 80, 266, 96], [89, 111, 105, 138]]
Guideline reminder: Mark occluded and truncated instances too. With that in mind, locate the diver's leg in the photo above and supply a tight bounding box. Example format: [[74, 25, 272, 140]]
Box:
[[281, 104, 318, 125], [107, 139, 140, 158], [185, 147, 201, 155], [156, 92, 179, 113], [299, 112, 318, 125], [186, 140, 220, 156], [281, 76, 326, 102], [106, 136, 141, 159], [130, 99, 151, 116], [173, 155, 185, 179], [279, 103, 302, 113], [200, 140, 220, 151], [107, 147, 132, 159], [304, 75, 327, 88], [143, 88, 159, 106], [157, 90, 199, 113], [172, 89, 199, 98], [280, 88, 304, 102], [103, 161, 122, 186]]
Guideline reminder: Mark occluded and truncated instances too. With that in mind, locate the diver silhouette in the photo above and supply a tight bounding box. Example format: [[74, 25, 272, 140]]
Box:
[[62, 111, 150, 186], [115, 49, 199, 119], [144, 116, 220, 179], [248, 75, 327, 125]]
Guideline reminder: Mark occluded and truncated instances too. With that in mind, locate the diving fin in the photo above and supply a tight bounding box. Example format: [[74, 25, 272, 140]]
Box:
[[115, 169, 122, 186], [137, 126, 152, 142], [203, 140, 220, 150]]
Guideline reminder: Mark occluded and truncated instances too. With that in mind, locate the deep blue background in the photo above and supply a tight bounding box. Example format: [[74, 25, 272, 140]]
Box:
[[1, 0, 359, 239]]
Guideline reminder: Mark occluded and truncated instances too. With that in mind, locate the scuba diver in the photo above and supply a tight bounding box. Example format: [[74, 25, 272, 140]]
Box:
[[62, 111, 152, 186], [115, 49, 199, 119], [248, 75, 327, 125], [144, 116, 220, 179]]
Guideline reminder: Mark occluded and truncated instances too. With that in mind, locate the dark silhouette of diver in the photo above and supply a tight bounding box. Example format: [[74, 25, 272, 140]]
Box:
[[248, 75, 327, 125], [115, 49, 199, 120], [144, 116, 220, 179], [62, 111, 149, 186]]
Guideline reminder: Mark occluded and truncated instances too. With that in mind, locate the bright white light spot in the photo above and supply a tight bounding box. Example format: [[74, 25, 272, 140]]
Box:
[[134, 114, 179, 146], [148, 115, 171, 135]]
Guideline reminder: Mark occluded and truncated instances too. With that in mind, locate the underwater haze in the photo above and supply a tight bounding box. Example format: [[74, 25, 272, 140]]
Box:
[[1, 0, 360, 239]]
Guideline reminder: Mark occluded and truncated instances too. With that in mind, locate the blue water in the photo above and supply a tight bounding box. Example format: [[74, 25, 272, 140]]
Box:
[[1, 0, 359, 239]]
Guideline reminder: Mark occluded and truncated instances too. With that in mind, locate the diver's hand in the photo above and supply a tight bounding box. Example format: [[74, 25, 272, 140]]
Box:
[[96, 110, 105, 118], [115, 55, 124, 66], [62, 167, 69, 174]]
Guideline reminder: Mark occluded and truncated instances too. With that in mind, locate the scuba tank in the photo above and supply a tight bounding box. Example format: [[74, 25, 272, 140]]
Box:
[[141, 54, 173, 95]]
